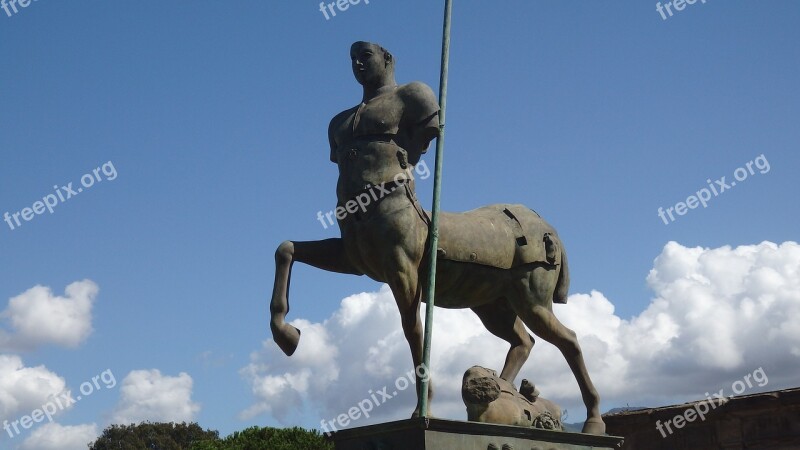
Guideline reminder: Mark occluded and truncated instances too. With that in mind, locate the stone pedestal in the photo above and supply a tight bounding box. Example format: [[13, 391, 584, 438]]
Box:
[[331, 418, 624, 450]]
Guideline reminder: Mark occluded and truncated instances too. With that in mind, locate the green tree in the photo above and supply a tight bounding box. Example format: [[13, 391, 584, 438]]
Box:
[[89, 422, 219, 450], [190, 426, 333, 450]]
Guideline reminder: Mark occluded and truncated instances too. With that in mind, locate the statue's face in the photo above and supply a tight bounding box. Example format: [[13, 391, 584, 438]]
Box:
[[350, 42, 389, 86]]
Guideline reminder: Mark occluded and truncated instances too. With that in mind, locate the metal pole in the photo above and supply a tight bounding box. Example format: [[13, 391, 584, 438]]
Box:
[[419, 0, 453, 418]]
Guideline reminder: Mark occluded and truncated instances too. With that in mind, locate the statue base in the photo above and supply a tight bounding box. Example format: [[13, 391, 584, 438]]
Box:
[[331, 417, 623, 449]]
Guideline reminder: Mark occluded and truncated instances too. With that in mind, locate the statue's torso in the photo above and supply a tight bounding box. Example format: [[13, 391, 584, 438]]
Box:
[[330, 88, 409, 202]]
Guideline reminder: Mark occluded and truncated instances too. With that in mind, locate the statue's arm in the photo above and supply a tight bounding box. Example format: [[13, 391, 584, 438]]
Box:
[[328, 107, 359, 163], [402, 82, 441, 160], [328, 110, 348, 163], [328, 118, 338, 163], [416, 111, 440, 147]]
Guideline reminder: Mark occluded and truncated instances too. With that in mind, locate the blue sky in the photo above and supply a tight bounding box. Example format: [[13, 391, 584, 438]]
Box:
[[1, 1, 798, 447]]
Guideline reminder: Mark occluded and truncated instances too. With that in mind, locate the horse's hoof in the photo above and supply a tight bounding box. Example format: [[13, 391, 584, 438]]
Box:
[[271, 322, 301, 356], [581, 417, 606, 435]]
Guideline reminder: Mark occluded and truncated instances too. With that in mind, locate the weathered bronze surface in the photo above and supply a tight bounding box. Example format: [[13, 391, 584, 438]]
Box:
[[462, 366, 563, 430], [269, 41, 605, 434]]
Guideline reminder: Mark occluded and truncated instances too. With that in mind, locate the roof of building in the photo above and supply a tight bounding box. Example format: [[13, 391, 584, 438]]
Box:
[[602, 387, 800, 420]]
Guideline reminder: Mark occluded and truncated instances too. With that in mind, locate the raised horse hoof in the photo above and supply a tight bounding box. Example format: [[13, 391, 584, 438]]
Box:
[[581, 417, 606, 435], [271, 322, 301, 356]]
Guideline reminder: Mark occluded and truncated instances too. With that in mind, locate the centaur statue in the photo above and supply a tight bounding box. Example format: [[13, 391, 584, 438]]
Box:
[[269, 41, 606, 435]]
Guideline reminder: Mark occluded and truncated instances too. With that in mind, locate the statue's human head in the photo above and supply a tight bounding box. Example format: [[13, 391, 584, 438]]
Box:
[[350, 41, 395, 87]]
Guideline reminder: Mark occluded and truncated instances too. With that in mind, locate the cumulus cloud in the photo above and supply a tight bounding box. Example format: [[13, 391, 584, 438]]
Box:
[[241, 241, 800, 427], [110, 370, 200, 425], [0, 280, 98, 351], [0, 355, 68, 424], [19, 423, 98, 450]]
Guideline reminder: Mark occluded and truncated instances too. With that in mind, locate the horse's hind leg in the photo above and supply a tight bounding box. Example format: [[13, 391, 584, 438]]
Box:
[[270, 238, 361, 356], [471, 300, 534, 383], [509, 265, 605, 435]]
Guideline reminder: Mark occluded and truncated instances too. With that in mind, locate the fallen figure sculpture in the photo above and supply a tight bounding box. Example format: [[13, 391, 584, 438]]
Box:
[[462, 366, 563, 431]]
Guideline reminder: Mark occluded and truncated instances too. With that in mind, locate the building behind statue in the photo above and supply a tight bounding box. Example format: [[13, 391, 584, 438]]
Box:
[[604, 387, 800, 449]]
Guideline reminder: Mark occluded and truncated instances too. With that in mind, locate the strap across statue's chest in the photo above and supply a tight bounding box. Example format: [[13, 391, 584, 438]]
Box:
[[351, 97, 403, 137]]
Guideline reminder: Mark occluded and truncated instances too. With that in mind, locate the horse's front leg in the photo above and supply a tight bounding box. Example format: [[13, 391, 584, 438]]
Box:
[[270, 238, 361, 356], [387, 268, 431, 417]]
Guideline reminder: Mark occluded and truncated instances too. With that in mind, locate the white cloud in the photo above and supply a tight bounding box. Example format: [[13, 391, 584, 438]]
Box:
[[110, 370, 200, 425], [0, 355, 68, 424], [0, 280, 98, 351], [241, 241, 800, 428], [19, 423, 98, 450]]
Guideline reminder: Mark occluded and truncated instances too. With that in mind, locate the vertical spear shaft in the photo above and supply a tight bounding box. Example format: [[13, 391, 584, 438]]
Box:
[[419, 0, 453, 418]]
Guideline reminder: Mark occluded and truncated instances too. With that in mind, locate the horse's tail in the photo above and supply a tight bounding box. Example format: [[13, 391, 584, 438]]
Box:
[[554, 243, 570, 304]]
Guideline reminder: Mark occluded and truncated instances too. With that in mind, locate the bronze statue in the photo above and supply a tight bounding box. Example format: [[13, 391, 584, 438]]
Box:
[[269, 41, 606, 435], [462, 366, 563, 431]]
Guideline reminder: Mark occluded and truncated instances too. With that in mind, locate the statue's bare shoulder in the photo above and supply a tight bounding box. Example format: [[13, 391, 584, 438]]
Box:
[[398, 81, 439, 124], [398, 82, 440, 159]]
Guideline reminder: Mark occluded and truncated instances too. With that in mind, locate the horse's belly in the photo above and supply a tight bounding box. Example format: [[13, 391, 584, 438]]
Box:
[[430, 259, 511, 308]]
